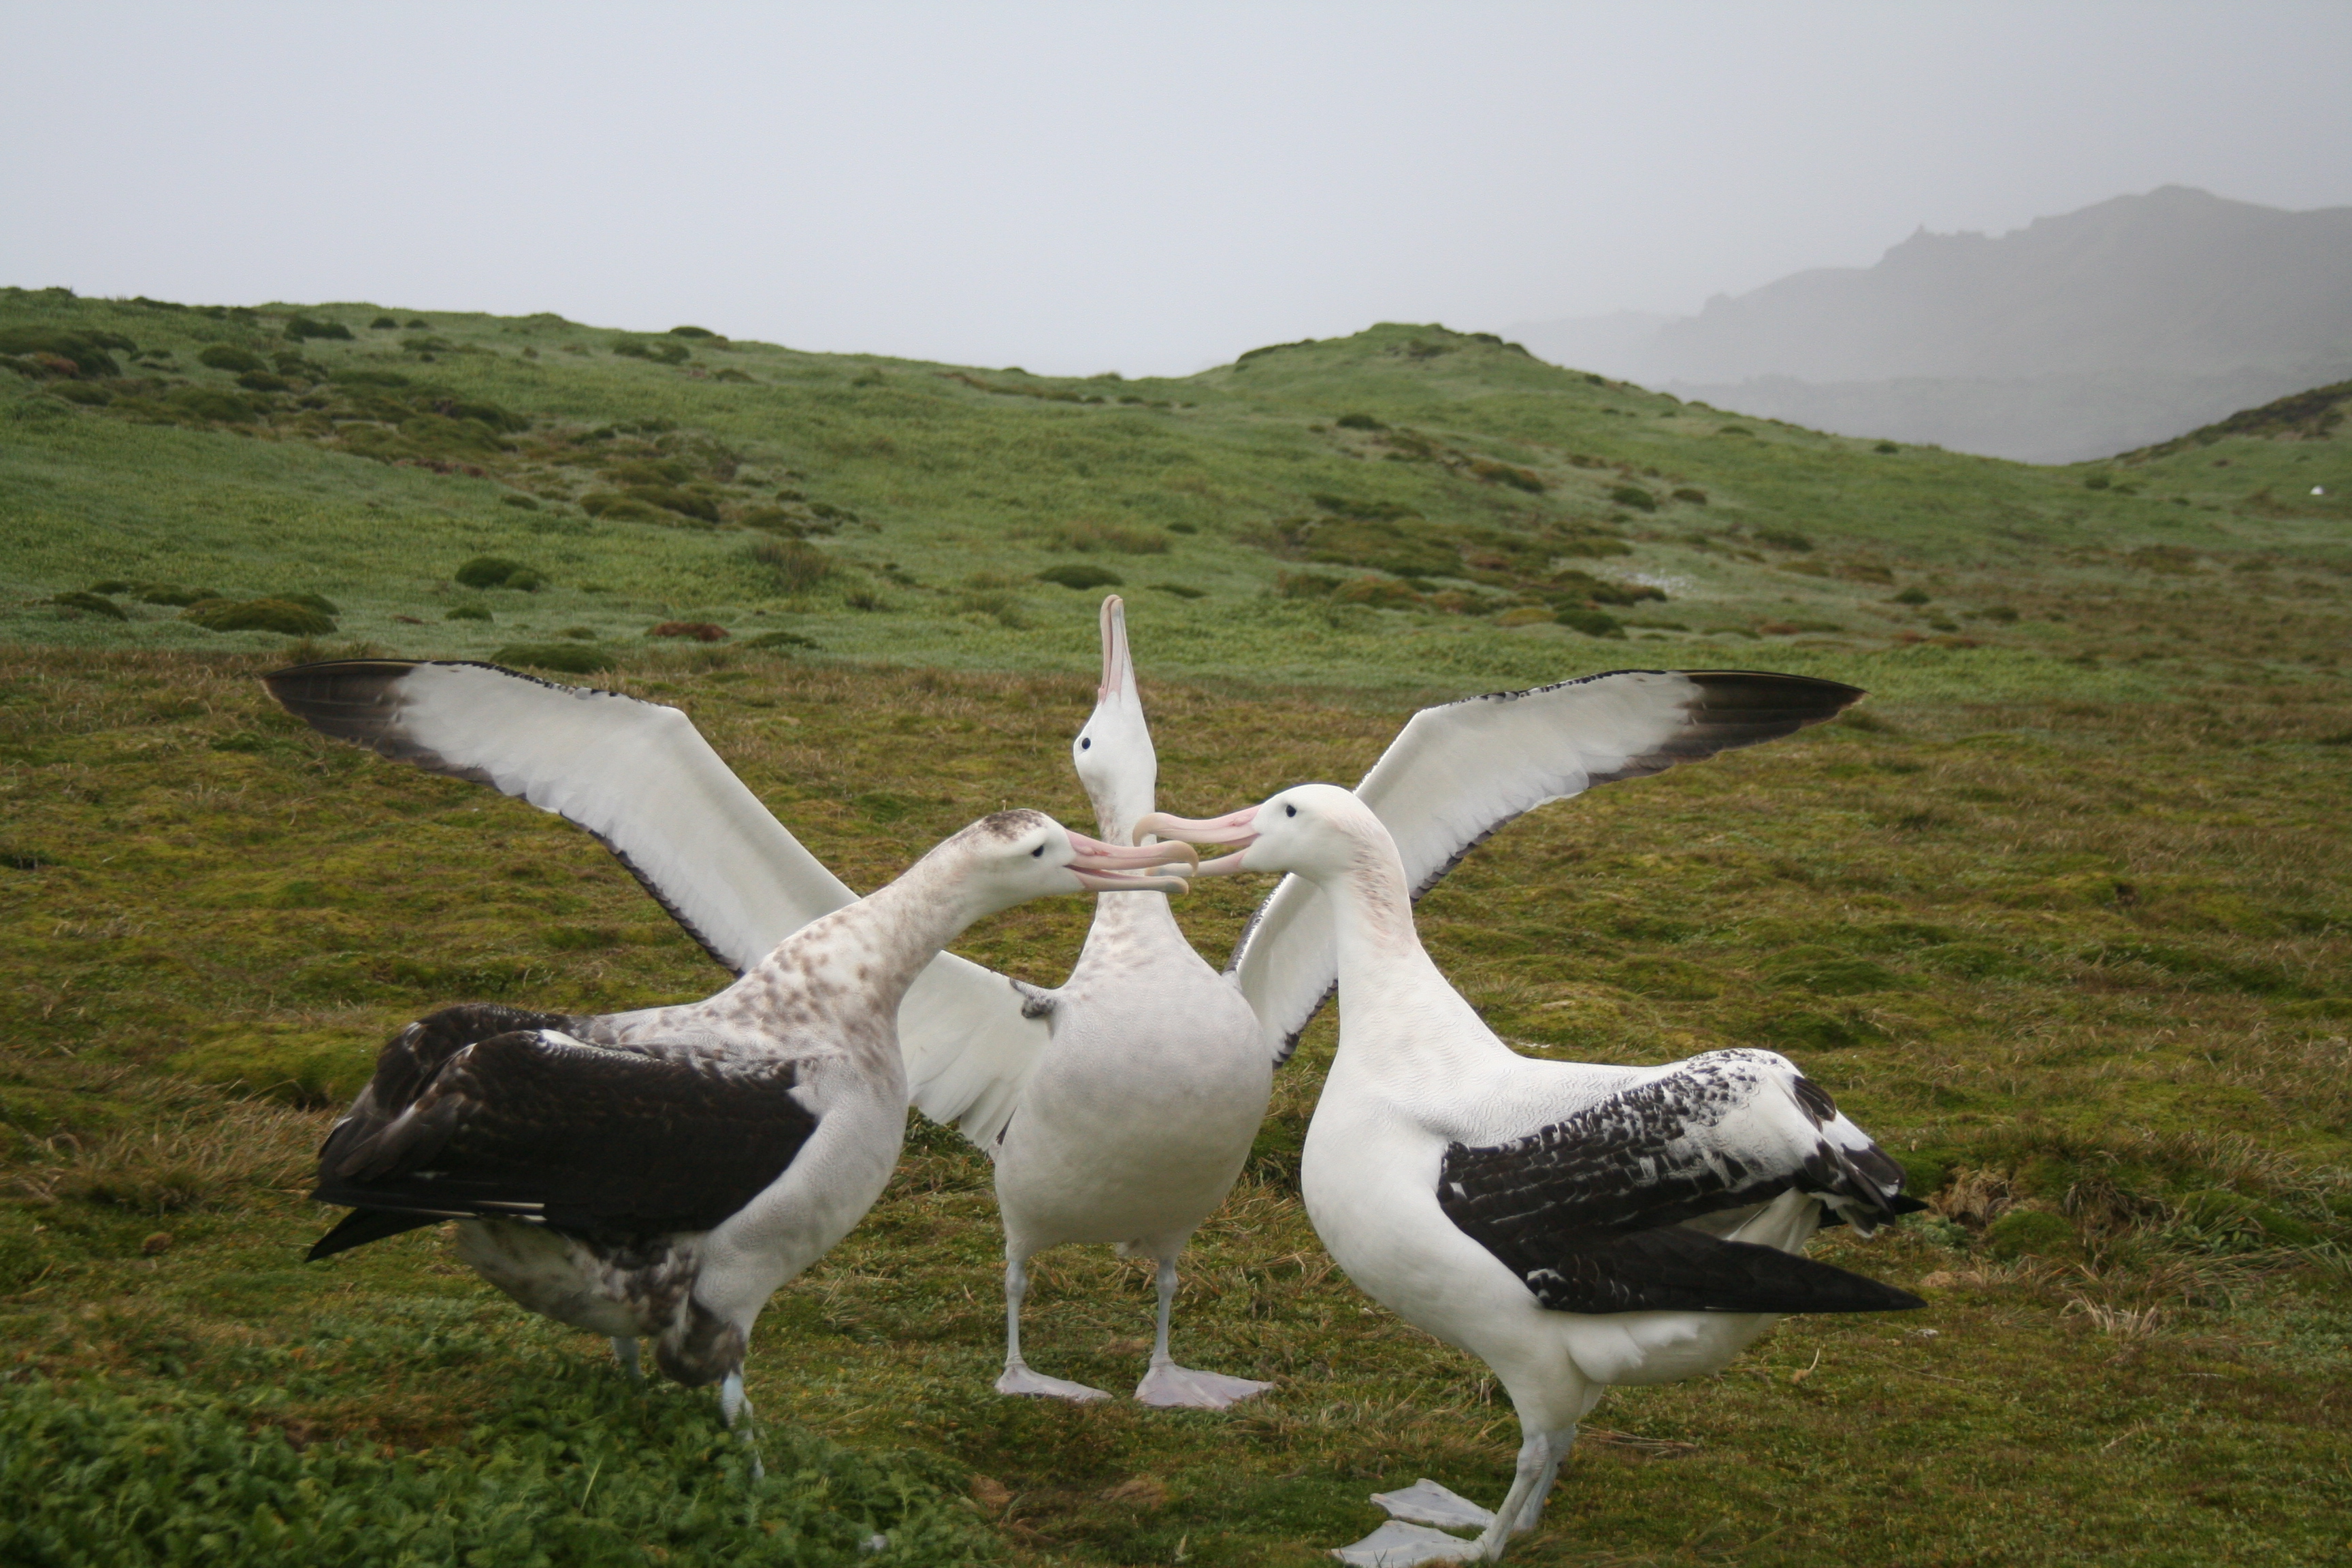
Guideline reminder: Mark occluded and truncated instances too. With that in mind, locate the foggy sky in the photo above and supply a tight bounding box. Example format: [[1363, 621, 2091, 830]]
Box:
[[5, 1, 2349, 378]]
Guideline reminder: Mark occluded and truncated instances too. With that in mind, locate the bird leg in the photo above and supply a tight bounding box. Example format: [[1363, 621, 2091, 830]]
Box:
[[994, 1254, 1111, 1401], [610, 1337, 644, 1386], [1336, 1427, 1562, 1565], [1134, 1256, 1272, 1409], [719, 1369, 765, 1483]]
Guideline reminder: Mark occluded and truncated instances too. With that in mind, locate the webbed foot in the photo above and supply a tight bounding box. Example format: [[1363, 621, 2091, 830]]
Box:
[[1134, 1362, 1272, 1409], [1371, 1478, 1495, 1531], [1330, 1520, 1481, 1565], [995, 1362, 1112, 1402]]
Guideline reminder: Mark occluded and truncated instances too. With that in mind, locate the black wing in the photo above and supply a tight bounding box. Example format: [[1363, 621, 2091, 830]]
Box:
[[1437, 1053, 1923, 1315], [308, 1007, 819, 1260]]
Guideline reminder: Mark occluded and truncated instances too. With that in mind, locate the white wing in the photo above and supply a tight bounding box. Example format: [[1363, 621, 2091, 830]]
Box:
[[1230, 669, 1863, 1063], [265, 659, 1049, 1141]]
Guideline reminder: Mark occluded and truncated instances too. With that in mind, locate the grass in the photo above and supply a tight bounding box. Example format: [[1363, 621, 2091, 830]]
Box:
[[3, 284, 2351, 1563]]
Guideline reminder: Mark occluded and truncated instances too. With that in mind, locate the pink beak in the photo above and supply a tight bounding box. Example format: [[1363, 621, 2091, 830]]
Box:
[[1067, 830, 1197, 892], [1128, 807, 1260, 876]]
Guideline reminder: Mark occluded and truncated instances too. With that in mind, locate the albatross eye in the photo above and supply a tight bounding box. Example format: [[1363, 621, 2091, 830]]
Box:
[[1285, 803, 1298, 817], [1031, 845, 1045, 858], [1080, 737, 1091, 750]]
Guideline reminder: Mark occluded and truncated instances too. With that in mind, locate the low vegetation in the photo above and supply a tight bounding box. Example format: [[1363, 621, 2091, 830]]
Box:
[[3, 285, 2349, 1563]]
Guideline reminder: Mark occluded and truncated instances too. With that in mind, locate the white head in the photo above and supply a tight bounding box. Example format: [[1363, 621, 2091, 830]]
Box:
[[926, 806, 1196, 920], [1130, 783, 1392, 887], [1071, 595, 1158, 840]]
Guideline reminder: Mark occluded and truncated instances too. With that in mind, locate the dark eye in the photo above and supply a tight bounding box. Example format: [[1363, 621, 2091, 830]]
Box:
[[1285, 803, 1297, 817], [1031, 845, 1045, 858], [1080, 737, 1091, 750]]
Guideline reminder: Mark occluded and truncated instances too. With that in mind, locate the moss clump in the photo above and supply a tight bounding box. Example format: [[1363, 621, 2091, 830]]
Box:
[[1469, 459, 1546, 493], [454, 557, 544, 591], [1671, 487, 1709, 504], [744, 630, 821, 651], [612, 339, 690, 365], [621, 485, 719, 523], [48, 382, 112, 406], [499, 493, 540, 510], [1984, 1209, 2076, 1260], [1151, 583, 1206, 599], [1873, 440, 1899, 453], [751, 539, 836, 593], [196, 344, 264, 373], [1035, 564, 1123, 590], [1335, 412, 1385, 430], [1608, 485, 1659, 512], [369, 315, 399, 329], [283, 315, 353, 342], [668, 325, 718, 339], [0, 326, 130, 377], [647, 621, 728, 642], [182, 599, 336, 636], [491, 642, 613, 675], [1554, 606, 1624, 637], [50, 591, 127, 620], [1893, 587, 1932, 606], [165, 387, 261, 424], [1275, 571, 1342, 598], [578, 493, 664, 523], [445, 604, 493, 623], [235, 371, 290, 392], [1754, 527, 1814, 551]]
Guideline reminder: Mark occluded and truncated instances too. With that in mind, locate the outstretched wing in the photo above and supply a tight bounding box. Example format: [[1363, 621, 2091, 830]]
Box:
[[310, 1017, 820, 1257], [265, 659, 1051, 1147], [1230, 670, 1864, 1062], [264, 659, 855, 973], [1437, 1049, 1922, 1315]]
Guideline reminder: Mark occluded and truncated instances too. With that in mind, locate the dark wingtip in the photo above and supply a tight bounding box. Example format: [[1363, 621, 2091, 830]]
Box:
[[305, 1205, 440, 1260], [263, 659, 427, 747]]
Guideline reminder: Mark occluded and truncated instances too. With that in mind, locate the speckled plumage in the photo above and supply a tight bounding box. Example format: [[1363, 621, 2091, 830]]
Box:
[[305, 810, 1123, 1406]]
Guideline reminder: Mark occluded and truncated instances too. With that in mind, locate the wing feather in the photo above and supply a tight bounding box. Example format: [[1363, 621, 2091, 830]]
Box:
[[310, 1017, 820, 1256], [265, 660, 853, 973], [266, 660, 1051, 1148], [1436, 1049, 1920, 1314], [1232, 670, 1863, 1062]]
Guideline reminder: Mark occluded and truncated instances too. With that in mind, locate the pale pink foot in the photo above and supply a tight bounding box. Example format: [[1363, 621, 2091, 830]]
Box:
[[996, 1361, 1112, 1402], [1133, 1362, 1273, 1409]]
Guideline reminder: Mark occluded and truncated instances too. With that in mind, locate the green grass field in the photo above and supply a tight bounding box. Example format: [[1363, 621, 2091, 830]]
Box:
[[3, 286, 2349, 1565]]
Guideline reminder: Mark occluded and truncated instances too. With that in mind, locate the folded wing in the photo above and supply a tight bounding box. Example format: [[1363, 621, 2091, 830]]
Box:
[[1230, 670, 1865, 1063], [1435, 1049, 1922, 1314], [310, 1013, 820, 1258]]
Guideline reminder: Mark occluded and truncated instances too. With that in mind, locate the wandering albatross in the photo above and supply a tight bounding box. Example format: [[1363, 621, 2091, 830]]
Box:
[[301, 808, 1193, 1458], [265, 626, 1868, 1412], [1140, 785, 1925, 1565]]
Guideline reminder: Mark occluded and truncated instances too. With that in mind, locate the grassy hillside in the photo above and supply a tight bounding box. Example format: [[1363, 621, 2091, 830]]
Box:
[[4, 287, 2350, 1564], [3, 285, 2345, 696]]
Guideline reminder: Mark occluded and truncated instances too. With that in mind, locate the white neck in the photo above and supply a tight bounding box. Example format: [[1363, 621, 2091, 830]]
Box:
[[1312, 831, 1502, 1077]]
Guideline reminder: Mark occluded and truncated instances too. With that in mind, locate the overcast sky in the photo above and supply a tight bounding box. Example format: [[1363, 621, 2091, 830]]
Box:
[[5, 2, 2349, 376]]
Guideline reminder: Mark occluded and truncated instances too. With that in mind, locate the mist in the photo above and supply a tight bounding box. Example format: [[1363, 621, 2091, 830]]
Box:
[[3, 0, 2349, 377]]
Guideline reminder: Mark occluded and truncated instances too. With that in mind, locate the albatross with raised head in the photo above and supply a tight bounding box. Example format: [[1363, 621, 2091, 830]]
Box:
[[266, 619, 1874, 1417]]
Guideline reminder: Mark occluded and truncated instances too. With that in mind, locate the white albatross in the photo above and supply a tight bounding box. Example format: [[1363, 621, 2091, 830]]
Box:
[[1140, 785, 1925, 1566], [301, 808, 1192, 1464], [265, 626, 1866, 1412]]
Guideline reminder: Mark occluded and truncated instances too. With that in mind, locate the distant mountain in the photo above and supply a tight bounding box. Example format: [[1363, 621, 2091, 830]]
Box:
[[1511, 186, 2352, 463]]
